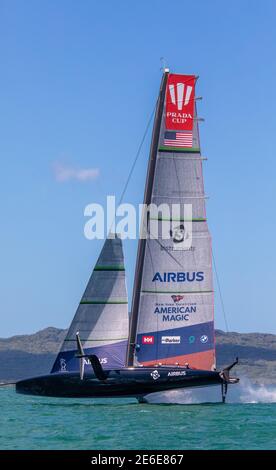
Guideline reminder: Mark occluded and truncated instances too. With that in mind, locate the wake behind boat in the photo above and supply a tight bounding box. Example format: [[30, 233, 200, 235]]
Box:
[[16, 69, 239, 402]]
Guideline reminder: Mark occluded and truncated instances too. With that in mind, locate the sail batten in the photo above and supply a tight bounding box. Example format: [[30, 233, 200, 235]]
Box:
[[128, 72, 216, 371]]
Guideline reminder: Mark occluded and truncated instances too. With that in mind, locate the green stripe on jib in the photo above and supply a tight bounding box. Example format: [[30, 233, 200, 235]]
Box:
[[64, 337, 128, 342], [94, 265, 125, 271], [141, 290, 213, 294], [80, 300, 127, 305], [149, 217, 206, 222]]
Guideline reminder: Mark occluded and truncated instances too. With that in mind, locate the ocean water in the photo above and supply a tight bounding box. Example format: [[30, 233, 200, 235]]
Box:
[[1, 383, 276, 450]]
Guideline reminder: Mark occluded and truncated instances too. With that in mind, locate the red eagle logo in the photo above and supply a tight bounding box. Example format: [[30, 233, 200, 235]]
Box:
[[171, 295, 184, 303]]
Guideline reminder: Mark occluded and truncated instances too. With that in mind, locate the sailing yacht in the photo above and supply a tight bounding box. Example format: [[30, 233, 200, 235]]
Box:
[[16, 69, 239, 402]]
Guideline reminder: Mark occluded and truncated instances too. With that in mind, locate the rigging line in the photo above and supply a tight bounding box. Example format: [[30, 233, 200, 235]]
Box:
[[212, 250, 229, 333], [151, 234, 184, 268], [118, 103, 157, 207], [107, 101, 156, 236]]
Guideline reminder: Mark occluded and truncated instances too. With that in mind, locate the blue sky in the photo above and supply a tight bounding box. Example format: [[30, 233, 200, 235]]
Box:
[[0, 0, 275, 336]]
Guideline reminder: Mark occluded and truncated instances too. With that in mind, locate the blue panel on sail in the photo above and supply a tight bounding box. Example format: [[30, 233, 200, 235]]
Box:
[[136, 321, 214, 363], [51, 340, 128, 373]]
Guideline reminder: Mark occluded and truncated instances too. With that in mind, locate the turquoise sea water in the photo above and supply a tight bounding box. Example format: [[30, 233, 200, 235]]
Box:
[[1, 387, 276, 450]]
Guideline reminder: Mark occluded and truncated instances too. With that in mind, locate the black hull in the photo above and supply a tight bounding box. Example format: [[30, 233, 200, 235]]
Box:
[[16, 367, 223, 398]]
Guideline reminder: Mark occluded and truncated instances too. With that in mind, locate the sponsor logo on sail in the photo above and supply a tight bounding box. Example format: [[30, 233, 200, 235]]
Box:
[[83, 357, 107, 365], [154, 305, 196, 322], [170, 224, 185, 243], [154, 306, 196, 315], [161, 336, 181, 344], [152, 272, 204, 283], [153, 299, 197, 322], [200, 335, 208, 344], [159, 224, 194, 252], [171, 295, 184, 303], [168, 82, 193, 111], [166, 112, 193, 125], [142, 335, 154, 345], [166, 74, 195, 131], [151, 370, 160, 380], [170, 224, 194, 252], [160, 244, 195, 253], [189, 335, 196, 344], [60, 358, 67, 372]]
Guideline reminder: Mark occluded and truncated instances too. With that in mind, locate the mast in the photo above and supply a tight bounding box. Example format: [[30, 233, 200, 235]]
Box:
[[126, 70, 169, 366]]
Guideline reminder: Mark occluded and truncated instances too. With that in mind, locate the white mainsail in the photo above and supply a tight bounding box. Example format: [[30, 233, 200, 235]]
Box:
[[128, 72, 215, 371]]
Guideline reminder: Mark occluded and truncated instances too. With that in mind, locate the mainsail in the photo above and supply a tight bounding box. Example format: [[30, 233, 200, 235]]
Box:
[[127, 70, 215, 371], [51, 235, 129, 373]]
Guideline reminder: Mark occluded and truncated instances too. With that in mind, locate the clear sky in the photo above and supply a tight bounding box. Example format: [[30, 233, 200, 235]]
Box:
[[0, 0, 275, 336]]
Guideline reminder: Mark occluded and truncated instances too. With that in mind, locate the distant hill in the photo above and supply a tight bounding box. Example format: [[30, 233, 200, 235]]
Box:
[[0, 327, 275, 384], [215, 330, 276, 385], [0, 327, 65, 383]]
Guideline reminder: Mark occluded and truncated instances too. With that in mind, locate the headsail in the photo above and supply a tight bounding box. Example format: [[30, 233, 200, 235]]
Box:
[[127, 71, 215, 371], [51, 235, 129, 373]]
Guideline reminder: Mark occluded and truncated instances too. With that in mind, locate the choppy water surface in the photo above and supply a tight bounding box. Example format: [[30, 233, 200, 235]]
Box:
[[1, 383, 275, 450]]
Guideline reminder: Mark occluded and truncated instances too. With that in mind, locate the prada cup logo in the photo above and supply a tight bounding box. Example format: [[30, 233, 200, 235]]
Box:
[[169, 82, 193, 110], [166, 74, 195, 131]]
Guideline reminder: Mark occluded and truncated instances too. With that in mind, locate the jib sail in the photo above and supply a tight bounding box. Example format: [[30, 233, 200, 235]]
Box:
[[127, 70, 215, 371], [51, 235, 129, 373]]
